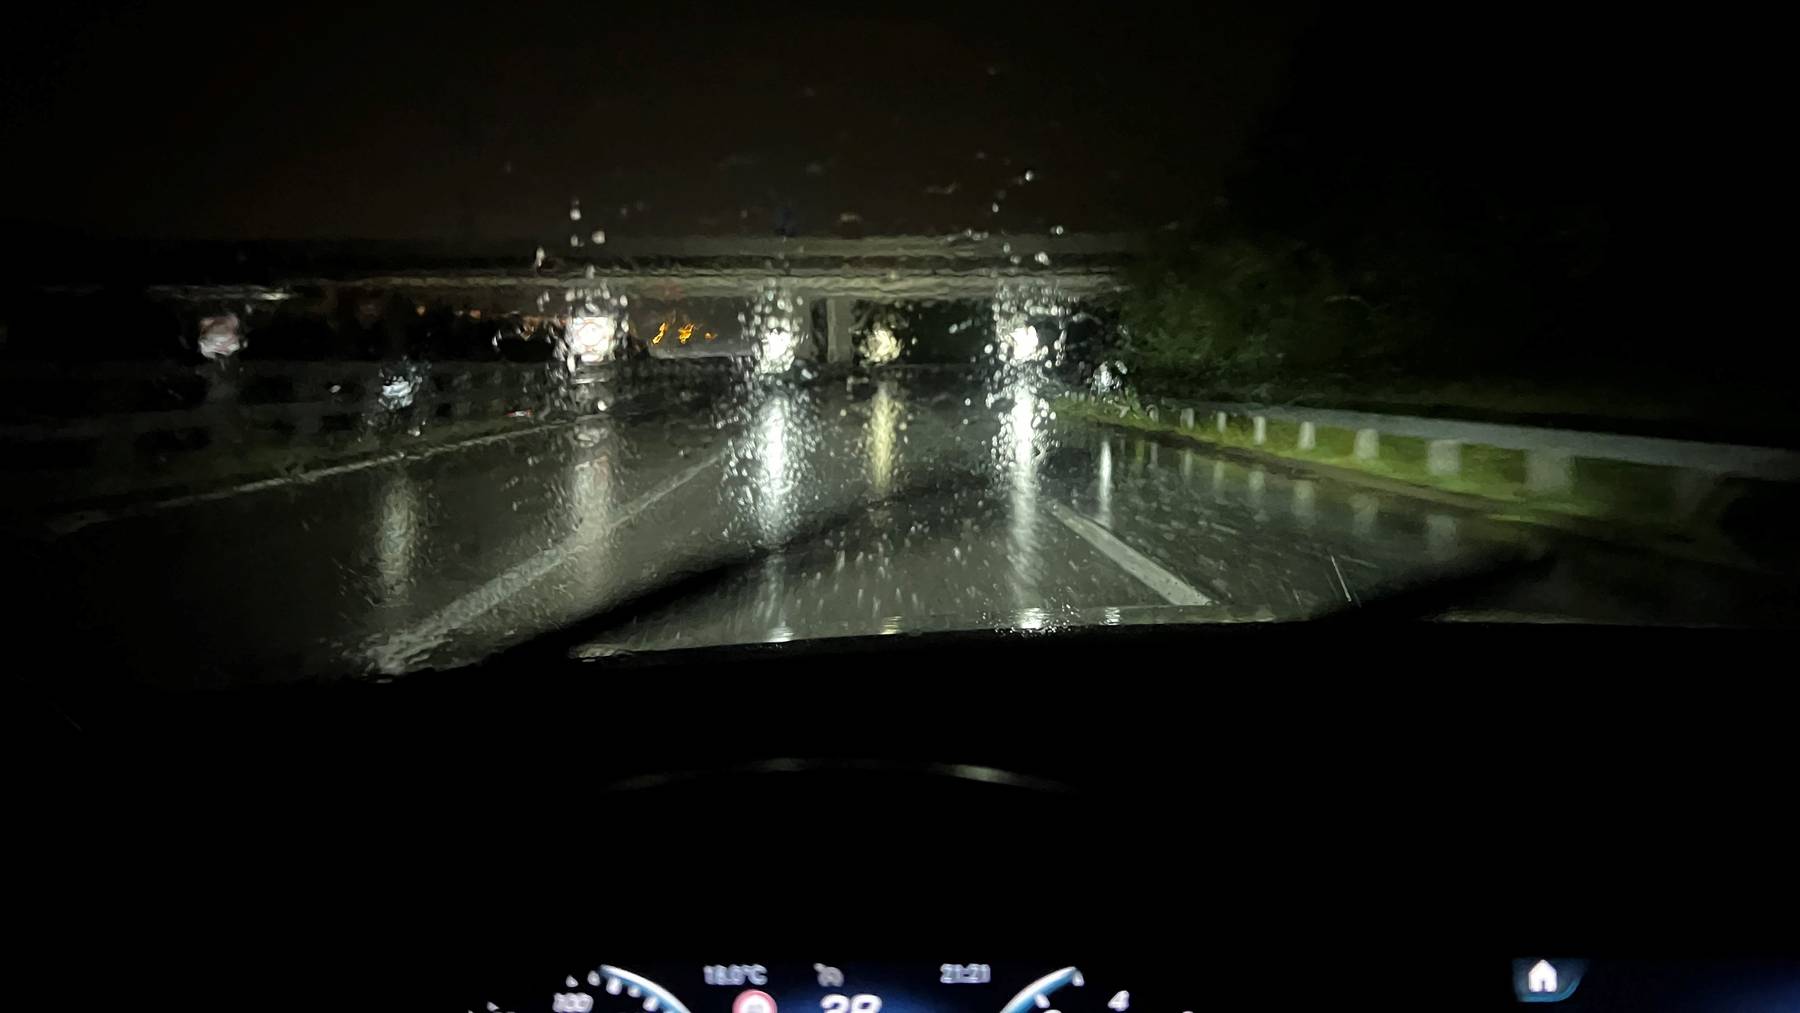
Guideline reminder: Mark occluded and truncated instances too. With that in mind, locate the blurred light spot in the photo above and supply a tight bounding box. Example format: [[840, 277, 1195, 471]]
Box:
[[1009, 325, 1040, 361], [865, 325, 901, 364], [756, 327, 798, 374], [570, 315, 619, 363], [379, 364, 422, 409], [198, 313, 243, 360]]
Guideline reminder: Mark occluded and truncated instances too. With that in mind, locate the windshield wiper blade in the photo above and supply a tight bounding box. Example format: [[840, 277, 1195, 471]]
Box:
[[1310, 544, 1557, 624], [470, 457, 1006, 669]]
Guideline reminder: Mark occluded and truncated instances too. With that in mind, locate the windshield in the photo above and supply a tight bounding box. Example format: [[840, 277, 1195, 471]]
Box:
[[5, 4, 1795, 685]]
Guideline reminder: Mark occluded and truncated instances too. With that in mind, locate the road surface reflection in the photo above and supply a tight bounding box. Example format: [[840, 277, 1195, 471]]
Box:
[[32, 367, 1795, 686]]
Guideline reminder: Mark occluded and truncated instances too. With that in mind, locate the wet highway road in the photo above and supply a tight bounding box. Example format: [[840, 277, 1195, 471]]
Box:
[[16, 370, 1792, 688]]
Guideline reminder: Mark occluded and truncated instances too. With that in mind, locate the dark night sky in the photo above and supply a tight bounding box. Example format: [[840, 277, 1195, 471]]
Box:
[[3, 0, 1786, 298], [2, 2, 1309, 241], [3, 3, 1793, 377]]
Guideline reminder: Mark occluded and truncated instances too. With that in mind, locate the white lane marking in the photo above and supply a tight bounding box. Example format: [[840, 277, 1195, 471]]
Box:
[[366, 448, 727, 674], [1047, 500, 1212, 606], [48, 421, 575, 535]]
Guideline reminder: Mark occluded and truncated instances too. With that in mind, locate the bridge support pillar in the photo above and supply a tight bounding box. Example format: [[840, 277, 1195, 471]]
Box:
[[826, 297, 854, 363]]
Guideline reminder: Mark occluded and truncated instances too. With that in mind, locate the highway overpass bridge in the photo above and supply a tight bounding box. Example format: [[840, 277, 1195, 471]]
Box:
[[120, 232, 1151, 363]]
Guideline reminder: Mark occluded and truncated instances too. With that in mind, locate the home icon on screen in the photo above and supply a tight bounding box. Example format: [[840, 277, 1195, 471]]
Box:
[[1514, 957, 1585, 1003]]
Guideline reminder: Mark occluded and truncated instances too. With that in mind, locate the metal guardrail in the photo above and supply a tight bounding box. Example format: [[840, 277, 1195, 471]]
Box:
[[0, 357, 741, 468], [1067, 392, 1800, 483], [3, 361, 549, 441]]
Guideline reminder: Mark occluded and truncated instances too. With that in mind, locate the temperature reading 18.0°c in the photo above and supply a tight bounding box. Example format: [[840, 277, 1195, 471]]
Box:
[[705, 966, 768, 987]]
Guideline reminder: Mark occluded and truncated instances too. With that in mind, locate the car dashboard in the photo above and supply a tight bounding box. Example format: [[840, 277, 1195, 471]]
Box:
[[11, 622, 1795, 1011]]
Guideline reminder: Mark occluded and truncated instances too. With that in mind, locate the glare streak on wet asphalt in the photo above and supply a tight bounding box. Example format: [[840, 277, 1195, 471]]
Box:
[[20, 370, 1785, 687]]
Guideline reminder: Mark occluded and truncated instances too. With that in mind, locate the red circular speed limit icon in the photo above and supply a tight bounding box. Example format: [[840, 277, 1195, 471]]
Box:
[[733, 991, 777, 1013]]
